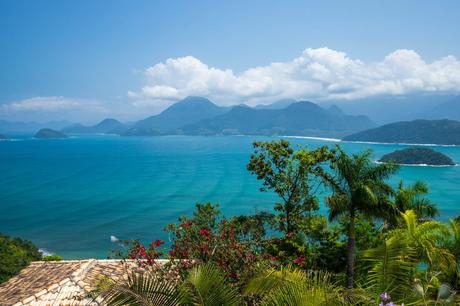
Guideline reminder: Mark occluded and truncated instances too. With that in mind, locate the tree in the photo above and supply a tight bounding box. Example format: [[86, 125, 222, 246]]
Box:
[[392, 180, 438, 224], [0, 233, 42, 283], [247, 140, 334, 235], [325, 147, 399, 288], [393, 210, 454, 274]]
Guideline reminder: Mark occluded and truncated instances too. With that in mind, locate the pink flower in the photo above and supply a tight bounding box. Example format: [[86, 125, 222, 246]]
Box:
[[199, 229, 210, 236], [293, 256, 305, 264]]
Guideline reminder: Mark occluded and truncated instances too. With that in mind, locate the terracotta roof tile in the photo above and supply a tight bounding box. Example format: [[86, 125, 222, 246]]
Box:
[[0, 259, 161, 306]]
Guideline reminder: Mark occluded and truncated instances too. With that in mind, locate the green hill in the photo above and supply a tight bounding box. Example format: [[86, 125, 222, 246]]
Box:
[[343, 119, 460, 145], [34, 128, 67, 139], [379, 147, 455, 166]]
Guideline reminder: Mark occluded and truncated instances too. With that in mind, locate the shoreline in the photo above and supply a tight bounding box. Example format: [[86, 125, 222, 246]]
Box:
[[375, 160, 457, 167], [342, 139, 460, 147]]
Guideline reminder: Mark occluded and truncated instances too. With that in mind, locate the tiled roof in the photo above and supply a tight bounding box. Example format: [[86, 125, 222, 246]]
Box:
[[0, 259, 159, 306]]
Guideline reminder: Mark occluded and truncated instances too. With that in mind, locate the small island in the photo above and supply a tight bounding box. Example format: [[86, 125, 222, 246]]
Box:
[[0, 134, 8, 140], [34, 128, 68, 139], [379, 147, 455, 166]]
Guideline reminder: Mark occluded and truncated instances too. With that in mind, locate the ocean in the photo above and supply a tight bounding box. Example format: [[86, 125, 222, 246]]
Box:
[[1, 135, 459, 258]]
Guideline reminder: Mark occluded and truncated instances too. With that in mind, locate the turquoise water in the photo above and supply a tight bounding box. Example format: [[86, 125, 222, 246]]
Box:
[[1, 135, 460, 259]]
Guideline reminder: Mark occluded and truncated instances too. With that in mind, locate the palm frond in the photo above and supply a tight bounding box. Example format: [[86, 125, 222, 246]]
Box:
[[180, 263, 242, 306], [245, 266, 344, 306], [95, 270, 182, 306], [361, 235, 417, 301]]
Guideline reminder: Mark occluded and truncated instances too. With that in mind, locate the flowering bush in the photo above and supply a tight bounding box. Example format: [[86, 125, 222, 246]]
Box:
[[166, 203, 267, 285]]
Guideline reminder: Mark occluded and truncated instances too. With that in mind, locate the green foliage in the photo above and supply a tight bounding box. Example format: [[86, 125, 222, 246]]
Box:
[[392, 180, 439, 224], [379, 147, 455, 166], [361, 235, 418, 302], [95, 264, 242, 306], [247, 140, 335, 235], [244, 265, 345, 306], [326, 146, 399, 288], [180, 264, 242, 306], [0, 233, 42, 283], [42, 254, 63, 261], [94, 269, 184, 306]]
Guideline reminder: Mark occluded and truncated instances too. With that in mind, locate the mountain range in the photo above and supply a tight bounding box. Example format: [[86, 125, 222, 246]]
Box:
[[122, 96, 376, 138]]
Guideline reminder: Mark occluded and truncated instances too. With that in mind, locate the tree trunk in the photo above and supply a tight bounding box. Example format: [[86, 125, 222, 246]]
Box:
[[346, 215, 356, 289]]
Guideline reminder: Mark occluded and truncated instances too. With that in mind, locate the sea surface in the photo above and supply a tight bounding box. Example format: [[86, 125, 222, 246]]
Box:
[[1, 135, 460, 259]]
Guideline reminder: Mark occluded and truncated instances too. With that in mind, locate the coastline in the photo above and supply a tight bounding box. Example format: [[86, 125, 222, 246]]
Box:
[[342, 140, 460, 147], [375, 160, 458, 167]]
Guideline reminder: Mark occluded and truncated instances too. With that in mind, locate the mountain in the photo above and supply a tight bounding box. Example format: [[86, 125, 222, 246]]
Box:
[[182, 101, 375, 138], [34, 128, 67, 139], [343, 119, 460, 145], [124, 96, 229, 135], [254, 99, 297, 109], [427, 96, 460, 121], [0, 120, 73, 134], [92, 119, 127, 134], [322, 94, 457, 124], [62, 118, 127, 134], [379, 147, 455, 166], [0, 134, 8, 140]]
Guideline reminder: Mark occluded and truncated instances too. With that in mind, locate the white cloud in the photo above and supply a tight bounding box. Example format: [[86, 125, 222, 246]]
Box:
[[2, 96, 91, 112], [0, 96, 114, 123], [131, 48, 460, 105]]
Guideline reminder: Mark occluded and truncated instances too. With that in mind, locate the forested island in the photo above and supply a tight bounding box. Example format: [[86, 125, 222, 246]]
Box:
[[343, 119, 460, 145], [379, 147, 456, 166], [34, 128, 67, 139]]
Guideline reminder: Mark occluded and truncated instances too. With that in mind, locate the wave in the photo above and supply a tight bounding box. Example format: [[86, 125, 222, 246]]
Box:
[[39, 248, 54, 256]]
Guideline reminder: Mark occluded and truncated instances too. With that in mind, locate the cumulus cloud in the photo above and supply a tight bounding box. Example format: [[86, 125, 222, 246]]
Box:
[[131, 48, 460, 105]]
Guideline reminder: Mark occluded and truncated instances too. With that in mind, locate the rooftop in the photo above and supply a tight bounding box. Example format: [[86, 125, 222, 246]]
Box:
[[0, 259, 158, 306]]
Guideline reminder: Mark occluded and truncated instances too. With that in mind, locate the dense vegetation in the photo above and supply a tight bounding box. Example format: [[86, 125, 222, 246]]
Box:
[[343, 119, 460, 145], [379, 147, 455, 166], [0, 234, 42, 283], [34, 128, 67, 139], [96, 140, 460, 305]]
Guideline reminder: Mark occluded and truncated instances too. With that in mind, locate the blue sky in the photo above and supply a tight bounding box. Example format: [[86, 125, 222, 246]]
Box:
[[0, 0, 459, 123]]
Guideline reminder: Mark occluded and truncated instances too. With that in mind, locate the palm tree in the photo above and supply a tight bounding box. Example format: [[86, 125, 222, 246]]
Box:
[[392, 180, 438, 224], [393, 210, 454, 273], [95, 263, 242, 306], [361, 235, 418, 302], [326, 147, 399, 288]]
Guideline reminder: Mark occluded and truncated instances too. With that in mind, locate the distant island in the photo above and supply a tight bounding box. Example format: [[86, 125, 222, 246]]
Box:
[[379, 147, 455, 166], [34, 128, 68, 139], [0, 134, 8, 140], [343, 119, 460, 145], [61, 118, 127, 134]]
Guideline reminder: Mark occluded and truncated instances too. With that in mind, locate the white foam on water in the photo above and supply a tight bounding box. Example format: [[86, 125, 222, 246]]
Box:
[[343, 140, 460, 147], [282, 135, 341, 142]]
